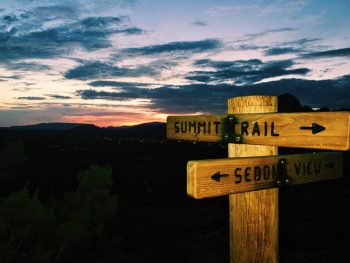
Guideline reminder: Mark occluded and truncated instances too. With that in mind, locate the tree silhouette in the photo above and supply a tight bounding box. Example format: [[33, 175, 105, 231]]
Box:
[[0, 165, 118, 263], [0, 141, 28, 196], [54, 165, 118, 262], [0, 187, 55, 263]]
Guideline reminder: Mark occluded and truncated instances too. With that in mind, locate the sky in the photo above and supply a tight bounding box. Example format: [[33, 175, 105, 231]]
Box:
[[0, 0, 349, 127]]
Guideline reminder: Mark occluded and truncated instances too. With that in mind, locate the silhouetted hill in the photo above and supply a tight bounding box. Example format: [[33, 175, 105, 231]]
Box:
[[278, 93, 303, 112], [1, 121, 167, 139], [9, 122, 99, 130], [70, 124, 100, 131], [108, 122, 164, 130], [278, 93, 331, 112], [1, 94, 342, 136], [105, 122, 166, 138]]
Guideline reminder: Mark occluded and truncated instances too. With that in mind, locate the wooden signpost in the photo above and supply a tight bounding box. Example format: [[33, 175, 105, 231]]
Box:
[[166, 95, 348, 263], [167, 111, 350, 150], [187, 152, 343, 199]]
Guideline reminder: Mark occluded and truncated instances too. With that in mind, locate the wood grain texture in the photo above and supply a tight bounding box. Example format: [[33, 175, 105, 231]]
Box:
[[166, 111, 350, 150], [228, 96, 279, 263], [187, 152, 343, 199]]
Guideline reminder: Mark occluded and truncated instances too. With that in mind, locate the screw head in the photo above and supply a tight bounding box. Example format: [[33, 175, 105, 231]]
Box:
[[227, 115, 235, 122], [276, 180, 283, 187], [234, 135, 242, 143], [279, 158, 287, 165], [285, 178, 291, 185], [223, 134, 229, 141]]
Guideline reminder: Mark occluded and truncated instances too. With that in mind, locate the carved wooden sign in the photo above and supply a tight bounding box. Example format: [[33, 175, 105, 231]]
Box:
[[187, 152, 343, 199], [167, 112, 350, 150], [167, 96, 347, 263]]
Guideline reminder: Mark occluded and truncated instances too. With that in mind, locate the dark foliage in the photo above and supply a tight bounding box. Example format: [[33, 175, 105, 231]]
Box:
[[0, 94, 349, 262]]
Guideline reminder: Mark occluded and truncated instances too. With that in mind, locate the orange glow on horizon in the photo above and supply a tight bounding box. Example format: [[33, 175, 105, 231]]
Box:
[[63, 114, 166, 127]]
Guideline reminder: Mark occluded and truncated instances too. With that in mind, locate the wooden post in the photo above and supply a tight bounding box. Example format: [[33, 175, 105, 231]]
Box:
[[228, 96, 279, 263]]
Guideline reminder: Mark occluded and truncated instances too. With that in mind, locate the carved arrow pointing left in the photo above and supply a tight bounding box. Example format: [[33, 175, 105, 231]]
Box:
[[211, 172, 229, 182]]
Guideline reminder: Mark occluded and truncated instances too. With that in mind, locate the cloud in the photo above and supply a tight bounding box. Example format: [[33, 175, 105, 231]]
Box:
[[12, 86, 38, 92], [77, 75, 350, 113], [246, 28, 294, 38], [265, 47, 302, 56], [0, 42, 61, 60], [32, 5, 78, 21], [0, 74, 21, 80], [65, 62, 133, 80], [2, 14, 18, 23], [4, 62, 51, 71], [237, 44, 268, 51], [245, 38, 324, 56], [193, 58, 262, 68], [123, 39, 221, 55], [0, 13, 143, 62], [17, 96, 46, 100], [263, 38, 328, 57], [47, 95, 72, 99], [281, 38, 321, 46], [209, 1, 310, 17], [250, 75, 350, 109], [76, 89, 141, 100], [234, 28, 295, 42], [76, 84, 232, 113], [187, 59, 309, 85], [64, 61, 157, 80], [89, 80, 150, 88], [302, 47, 350, 58], [26, 16, 143, 51], [192, 20, 207, 26], [185, 75, 212, 83]]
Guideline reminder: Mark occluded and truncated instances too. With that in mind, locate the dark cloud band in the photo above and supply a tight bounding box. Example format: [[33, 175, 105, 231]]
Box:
[[76, 75, 350, 113], [188, 59, 309, 85], [64, 61, 158, 80], [123, 39, 221, 55], [17, 96, 46, 100], [89, 81, 150, 88], [302, 47, 350, 58], [0, 14, 143, 62]]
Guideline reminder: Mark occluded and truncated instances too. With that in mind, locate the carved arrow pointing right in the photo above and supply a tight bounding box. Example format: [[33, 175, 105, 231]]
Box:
[[325, 162, 335, 169], [299, 123, 326, 134]]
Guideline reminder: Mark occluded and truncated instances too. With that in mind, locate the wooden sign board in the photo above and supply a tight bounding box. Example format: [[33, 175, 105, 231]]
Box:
[[187, 152, 343, 199], [167, 112, 350, 150]]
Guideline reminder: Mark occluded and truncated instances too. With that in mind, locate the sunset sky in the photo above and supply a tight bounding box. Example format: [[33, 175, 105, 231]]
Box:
[[0, 0, 349, 127]]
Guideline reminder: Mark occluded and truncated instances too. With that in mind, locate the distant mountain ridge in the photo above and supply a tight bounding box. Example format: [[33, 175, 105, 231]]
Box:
[[4, 121, 166, 130], [1, 121, 167, 138], [108, 122, 165, 130], [107, 122, 166, 138], [8, 122, 100, 130], [2, 94, 345, 133]]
